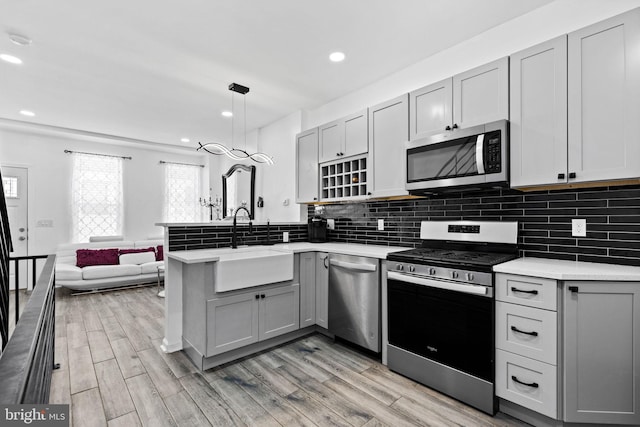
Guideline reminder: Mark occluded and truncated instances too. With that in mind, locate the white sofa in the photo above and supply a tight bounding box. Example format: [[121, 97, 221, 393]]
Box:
[[55, 239, 164, 291]]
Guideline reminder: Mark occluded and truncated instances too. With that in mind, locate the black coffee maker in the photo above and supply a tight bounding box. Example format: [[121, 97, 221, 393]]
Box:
[[308, 216, 328, 243]]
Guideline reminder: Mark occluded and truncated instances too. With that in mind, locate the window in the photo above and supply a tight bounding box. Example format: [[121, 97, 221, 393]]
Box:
[[2, 177, 18, 199], [163, 163, 202, 222], [71, 153, 123, 242]]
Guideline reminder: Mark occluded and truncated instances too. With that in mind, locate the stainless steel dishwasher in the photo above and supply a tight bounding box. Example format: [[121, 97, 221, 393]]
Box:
[[328, 253, 380, 352]]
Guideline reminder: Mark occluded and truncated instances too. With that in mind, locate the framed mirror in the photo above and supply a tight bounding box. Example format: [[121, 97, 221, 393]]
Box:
[[222, 164, 256, 219]]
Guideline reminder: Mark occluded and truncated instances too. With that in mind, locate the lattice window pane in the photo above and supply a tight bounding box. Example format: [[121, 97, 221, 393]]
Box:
[[71, 153, 123, 242], [2, 177, 18, 199], [163, 163, 202, 222]]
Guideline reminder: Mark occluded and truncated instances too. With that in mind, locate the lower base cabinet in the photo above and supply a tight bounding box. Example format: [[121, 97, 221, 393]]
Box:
[[497, 274, 640, 425], [206, 283, 299, 356], [315, 252, 329, 329], [563, 281, 640, 425]]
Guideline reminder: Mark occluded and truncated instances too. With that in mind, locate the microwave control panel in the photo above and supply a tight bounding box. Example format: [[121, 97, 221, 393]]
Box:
[[484, 130, 502, 173]]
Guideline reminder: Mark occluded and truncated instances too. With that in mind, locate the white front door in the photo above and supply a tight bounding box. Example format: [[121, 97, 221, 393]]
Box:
[[2, 166, 28, 290]]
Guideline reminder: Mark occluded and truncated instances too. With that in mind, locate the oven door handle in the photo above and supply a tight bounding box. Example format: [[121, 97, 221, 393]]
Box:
[[388, 271, 488, 296]]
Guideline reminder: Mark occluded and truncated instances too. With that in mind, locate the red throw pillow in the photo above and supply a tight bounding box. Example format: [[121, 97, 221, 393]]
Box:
[[156, 245, 164, 261], [76, 248, 119, 268], [119, 247, 155, 255]]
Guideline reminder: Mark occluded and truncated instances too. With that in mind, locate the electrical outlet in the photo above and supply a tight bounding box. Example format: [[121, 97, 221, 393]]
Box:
[[283, 231, 289, 243], [572, 219, 586, 237], [377, 219, 385, 231], [327, 219, 335, 230]]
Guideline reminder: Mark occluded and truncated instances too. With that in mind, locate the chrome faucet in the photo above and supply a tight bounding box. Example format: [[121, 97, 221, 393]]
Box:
[[231, 206, 253, 249]]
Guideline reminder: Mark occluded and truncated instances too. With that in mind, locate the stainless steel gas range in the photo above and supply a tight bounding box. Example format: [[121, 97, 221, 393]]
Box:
[[386, 220, 518, 415]]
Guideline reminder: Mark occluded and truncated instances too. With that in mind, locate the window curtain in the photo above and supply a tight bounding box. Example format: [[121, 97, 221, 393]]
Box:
[[71, 153, 123, 242], [163, 163, 202, 223]]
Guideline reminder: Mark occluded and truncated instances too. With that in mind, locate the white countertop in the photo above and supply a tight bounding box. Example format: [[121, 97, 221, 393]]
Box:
[[494, 257, 640, 281], [167, 242, 411, 264]]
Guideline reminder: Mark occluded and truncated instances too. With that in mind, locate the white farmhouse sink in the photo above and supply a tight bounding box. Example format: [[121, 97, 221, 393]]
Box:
[[215, 248, 293, 292]]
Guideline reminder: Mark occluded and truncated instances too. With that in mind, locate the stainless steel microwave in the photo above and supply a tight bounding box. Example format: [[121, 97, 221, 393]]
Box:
[[405, 120, 509, 193]]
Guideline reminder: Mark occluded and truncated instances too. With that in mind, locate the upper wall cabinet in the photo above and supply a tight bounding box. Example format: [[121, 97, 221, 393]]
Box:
[[567, 8, 640, 183], [369, 94, 409, 198], [295, 128, 319, 203], [319, 109, 368, 163], [511, 8, 640, 188], [409, 57, 508, 140], [510, 36, 568, 188]]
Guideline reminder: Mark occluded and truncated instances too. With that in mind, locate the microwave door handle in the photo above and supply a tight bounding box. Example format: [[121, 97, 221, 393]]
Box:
[[476, 134, 485, 174]]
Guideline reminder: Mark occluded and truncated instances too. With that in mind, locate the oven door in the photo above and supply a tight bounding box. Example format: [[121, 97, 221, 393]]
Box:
[[387, 272, 494, 382]]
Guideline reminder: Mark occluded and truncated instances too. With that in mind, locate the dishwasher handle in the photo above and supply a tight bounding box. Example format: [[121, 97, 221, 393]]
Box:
[[329, 258, 377, 273]]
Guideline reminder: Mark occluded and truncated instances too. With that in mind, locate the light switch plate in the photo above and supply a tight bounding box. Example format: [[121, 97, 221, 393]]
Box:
[[327, 219, 335, 230], [378, 219, 385, 231], [572, 219, 586, 237]]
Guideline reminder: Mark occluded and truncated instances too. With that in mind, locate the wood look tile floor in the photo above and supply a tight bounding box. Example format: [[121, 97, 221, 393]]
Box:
[[51, 286, 529, 427]]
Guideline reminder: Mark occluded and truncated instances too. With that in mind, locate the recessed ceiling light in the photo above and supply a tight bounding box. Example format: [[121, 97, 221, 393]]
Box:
[[181, 138, 190, 143], [329, 52, 346, 62], [221, 111, 233, 118], [1, 54, 22, 64], [19, 110, 35, 117]]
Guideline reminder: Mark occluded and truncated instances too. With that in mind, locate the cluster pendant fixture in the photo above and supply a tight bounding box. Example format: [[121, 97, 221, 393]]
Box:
[[198, 83, 274, 165]]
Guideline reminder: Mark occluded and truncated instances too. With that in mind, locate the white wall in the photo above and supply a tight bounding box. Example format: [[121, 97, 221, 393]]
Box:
[[0, 126, 208, 255]]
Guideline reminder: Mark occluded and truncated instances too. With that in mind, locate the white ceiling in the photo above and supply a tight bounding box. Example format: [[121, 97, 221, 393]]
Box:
[[0, 0, 553, 148]]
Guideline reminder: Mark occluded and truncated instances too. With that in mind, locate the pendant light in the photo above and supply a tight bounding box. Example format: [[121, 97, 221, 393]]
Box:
[[198, 83, 274, 165]]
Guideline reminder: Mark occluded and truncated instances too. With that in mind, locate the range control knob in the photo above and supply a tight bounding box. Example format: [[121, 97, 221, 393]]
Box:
[[396, 264, 404, 271], [465, 273, 474, 281], [429, 268, 436, 275], [451, 271, 459, 279], [408, 265, 416, 273]]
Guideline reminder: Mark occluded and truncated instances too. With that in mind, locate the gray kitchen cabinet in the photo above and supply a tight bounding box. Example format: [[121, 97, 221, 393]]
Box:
[[511, 8, 640, 189], [510, 36, 568, 188], [319, 109, 368, 163], [315, 252, 329, 329], [563, 281, 640, 425], [452, 57, 509, 130], [295, 128, 319, 203], [259, 283, 300, 341], [567, 9, 640, 184], [206, 291, 259, 356], [495, 273, 559, 419], [409, 58, 508, 140], [409, 78, 452, 140], [369, 94, 409, 198], [206, 283, 300, 357], [299, 252, 316, 328]]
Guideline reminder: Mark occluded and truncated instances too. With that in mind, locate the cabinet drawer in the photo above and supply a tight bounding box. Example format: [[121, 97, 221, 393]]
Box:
[[496, 273, 557, 310], [496, 349, 557, 419], [496, 301, 557, 365]]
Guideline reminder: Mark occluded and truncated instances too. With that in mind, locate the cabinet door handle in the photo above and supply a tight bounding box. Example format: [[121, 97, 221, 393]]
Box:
[[568, 286, 579, 293], [557, 173, 565, 179], [511, 375, 539, 388], [255, 294, 259, 300], [569, 172, 576, 179], [261, 294, 265, 299], [445, 125, 451, 131], [452, 123, 459, 130], [510, 287, 538, 295], [511, 326, 539, 337], [323, 256, 329, 269], [313, 197, 318, 201]]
